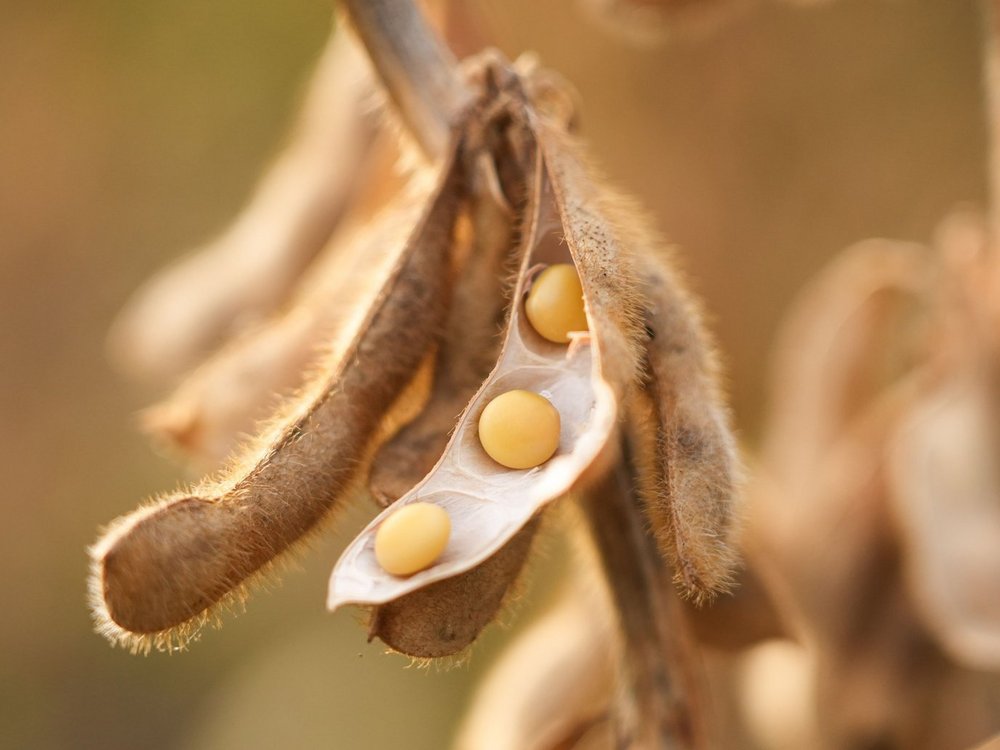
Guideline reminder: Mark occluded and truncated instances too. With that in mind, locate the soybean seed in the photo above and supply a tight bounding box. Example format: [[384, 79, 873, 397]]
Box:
[[478, 389, 561, 469], [374, 502, 451, 577], [525, 264, 588, 344]]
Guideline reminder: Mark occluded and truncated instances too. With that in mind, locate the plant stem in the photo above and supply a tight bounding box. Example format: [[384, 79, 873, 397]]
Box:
[[341, 0, 475, 159], [580, 451, 706, 749]]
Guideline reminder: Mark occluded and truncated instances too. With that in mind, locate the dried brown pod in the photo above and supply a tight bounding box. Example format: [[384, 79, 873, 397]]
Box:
[[362, 138, 535, 660], [630, 249, 742, 601], [89, 144, 463, 651], [453, 578, 616, 750], [107, 28, 380, 384], [141, 177, 423, 466], [761, 391, 934, 748], [321, 54, 733, 687], [369, 520, 540, 659]]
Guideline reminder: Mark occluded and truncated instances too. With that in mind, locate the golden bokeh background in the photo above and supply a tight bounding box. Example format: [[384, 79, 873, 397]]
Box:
[[0, 0, 986, 747]]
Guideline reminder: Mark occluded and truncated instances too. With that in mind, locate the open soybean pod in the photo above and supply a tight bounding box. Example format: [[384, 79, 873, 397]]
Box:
[[363, 96, 536, 659], [328, 70, 646, 634], [363, 66, 601, 659], [88, 141, 464, 652]]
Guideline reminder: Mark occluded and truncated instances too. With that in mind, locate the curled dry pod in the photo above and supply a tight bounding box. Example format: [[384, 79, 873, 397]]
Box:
[[88, 143, 463, 651], [142, 182, 423, 467], [107, 27, 379, 384], [630, 249, 741, 600], [328, 87, 645, 621]]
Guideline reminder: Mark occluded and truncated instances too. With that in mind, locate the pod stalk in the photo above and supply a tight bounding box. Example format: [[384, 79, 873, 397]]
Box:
[[342, 0, 474, 159]]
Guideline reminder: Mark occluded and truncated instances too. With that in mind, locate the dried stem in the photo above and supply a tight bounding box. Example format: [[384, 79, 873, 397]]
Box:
[[342, 0, 474, 159], [580, 452, 706, 749]]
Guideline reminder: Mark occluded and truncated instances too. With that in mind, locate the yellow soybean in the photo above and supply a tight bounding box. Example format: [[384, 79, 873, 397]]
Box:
[[525, 263, 588, 344], [374, 502, 451, 576], [478, 389, 561, 469]]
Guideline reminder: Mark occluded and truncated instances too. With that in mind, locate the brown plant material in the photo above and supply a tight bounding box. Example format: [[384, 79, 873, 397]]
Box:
[[886, 212, 1000, 670], [630, 250, 741, 601], [453, 576, 617, 750], [361, 78, 532, 660], [581, 456, 707, 749], [328, 75, 648, 612], [749, 224, 1000, 748], [369, 520, 539, 659], [352, 54, 727, 656], [736, 640, 821, 750], [678, 549, 785, 650], [368, 151, 516, 506], [761, 238, 930, 489], [141, 166, 419, 467], [748, 239, 936, 746], [889, 371, 1000, 666], [107, 27, 380, 384], [92, 6, 741, 743], [89, 144, 463, 652]]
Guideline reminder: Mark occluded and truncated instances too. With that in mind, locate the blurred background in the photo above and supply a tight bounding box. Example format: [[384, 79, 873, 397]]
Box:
[[0, 0, 987, 747]]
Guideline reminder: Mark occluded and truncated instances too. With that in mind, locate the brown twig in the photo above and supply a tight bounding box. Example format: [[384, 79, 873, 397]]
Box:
[[580, 450, 706, 749], [341, 0, 474, 159]]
